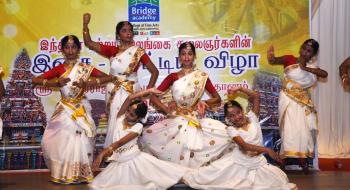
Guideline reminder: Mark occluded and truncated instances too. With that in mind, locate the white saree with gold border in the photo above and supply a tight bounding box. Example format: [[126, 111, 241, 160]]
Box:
[[140, 70, 232, 168], [104, 46, 145, 148], [279, 62, 318, 158], [184, 111, 297, 190], [41, 63, 95, 184], [90, 115, 189, 190]]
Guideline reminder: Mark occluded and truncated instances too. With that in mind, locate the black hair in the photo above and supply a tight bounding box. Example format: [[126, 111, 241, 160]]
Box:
[[115, 21, 134, 40], [303, 39, 319, 56], [130, 99, 148, 119], [224, 100, 243, 117], [178, 42, 196, 56], [61, 35, 81, 50]]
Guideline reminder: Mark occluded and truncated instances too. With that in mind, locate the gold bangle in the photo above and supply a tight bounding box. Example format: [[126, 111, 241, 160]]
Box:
[[96, 78, 100, 85], [42, 79, 48, 86], [107, 146, 114, 153]]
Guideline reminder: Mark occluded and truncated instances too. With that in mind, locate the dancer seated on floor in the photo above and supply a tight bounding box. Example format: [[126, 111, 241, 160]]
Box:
[[90, 88, 190, 190], [183, 86, 297, 190]]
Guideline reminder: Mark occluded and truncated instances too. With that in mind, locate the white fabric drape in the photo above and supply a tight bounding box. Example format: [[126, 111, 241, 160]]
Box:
[[311, 0, 350, 158]]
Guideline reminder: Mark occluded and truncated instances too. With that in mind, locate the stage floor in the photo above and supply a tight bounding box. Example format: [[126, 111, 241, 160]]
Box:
[[0, 171, 349, 190]]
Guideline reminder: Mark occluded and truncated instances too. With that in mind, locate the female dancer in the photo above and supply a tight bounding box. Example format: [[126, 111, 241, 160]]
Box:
[[90, 88, 189, 190], [82, 13, 159, 148], [32, 35, 114, 184], [267, 39, 328, 172], [183, 86, 297, 190], [140, 42, 231, 168]]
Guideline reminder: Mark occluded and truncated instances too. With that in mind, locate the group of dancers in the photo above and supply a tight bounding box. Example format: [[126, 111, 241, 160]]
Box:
[[0, 12, 346, 189]]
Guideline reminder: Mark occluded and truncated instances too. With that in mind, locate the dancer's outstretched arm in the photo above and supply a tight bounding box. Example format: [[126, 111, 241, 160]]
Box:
[[83, 13, 102, 53]]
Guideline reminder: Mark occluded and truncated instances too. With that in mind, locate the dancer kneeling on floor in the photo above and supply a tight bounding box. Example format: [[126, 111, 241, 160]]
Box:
[[183, 86, 297, 190]]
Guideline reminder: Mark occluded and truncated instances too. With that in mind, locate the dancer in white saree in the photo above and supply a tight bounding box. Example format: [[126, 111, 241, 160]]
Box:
[[184, 86, 297, 190], [32, 35, 114, 184], [267, 39, 328, 172], [83, 13, 159, 148], [90, 88, 189, 190], [0, 67, 4, 139], [140, 42, 231, 168]]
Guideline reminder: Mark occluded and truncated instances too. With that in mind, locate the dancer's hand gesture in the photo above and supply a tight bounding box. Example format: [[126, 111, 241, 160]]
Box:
[[92, 148, 112, 170], [266, 148, 282, 164], [83, 13, 91, 25], [148, 87, 163, 96], [72, 78, 86, 88], [267, 46, 276, 64], [227, 86, 241, 95], [58, 78, 70, 87], [197, 101, 208, 118]]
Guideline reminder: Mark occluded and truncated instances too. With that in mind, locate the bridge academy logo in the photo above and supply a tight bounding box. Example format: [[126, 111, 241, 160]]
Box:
[[128, 0, 160, 22]]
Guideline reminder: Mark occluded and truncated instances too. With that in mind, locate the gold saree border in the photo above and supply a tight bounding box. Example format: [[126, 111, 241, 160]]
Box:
[[281, 150, 314, 158]]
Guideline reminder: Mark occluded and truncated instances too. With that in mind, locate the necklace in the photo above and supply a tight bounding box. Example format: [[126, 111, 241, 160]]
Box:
[[65, 59, 78, 67], [119, 46, 129, 50], [119, 43, 133, 50], [182, 68, 194, 75]]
